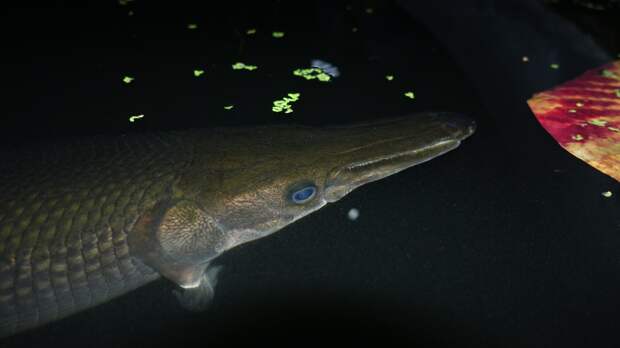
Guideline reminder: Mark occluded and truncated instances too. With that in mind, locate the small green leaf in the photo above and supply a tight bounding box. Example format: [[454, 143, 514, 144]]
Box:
[[614, 89, 620, 98], [129, 114, 144, 122], [246, 28, 257, 35], [588, 119, 608, 127], [273, 93, 300, 114], [272, 31, 284, 38], [122, 76, 134, 84], [385, 75, 394, 81], [224, 105, 234, 110], [602, 191, 613, 198], [550, 63, 560, 69], [404, 91, 415, 99], [187, 23, 198, 30], [232, 62, 257, 71], [293, 67, 330, 82], [317, 73, 331, 82], [601, 69, 619, 79], [193, 70, 205, 77]]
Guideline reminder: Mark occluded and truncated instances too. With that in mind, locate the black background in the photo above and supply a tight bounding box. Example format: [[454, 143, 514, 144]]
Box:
[[1, 1, 619, 347]]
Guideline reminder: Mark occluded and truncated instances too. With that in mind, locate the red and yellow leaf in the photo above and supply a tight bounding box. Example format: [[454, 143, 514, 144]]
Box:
[[527, 60, 620, 181]]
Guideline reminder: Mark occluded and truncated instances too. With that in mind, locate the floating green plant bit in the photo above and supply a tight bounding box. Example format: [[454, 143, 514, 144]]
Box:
[[187, 23, 198, 30], [550, 63, 559, 69], [224, 105, 234, 110], [246, 28, 257, 35], [602, 191, 613, 198], [385, 75, 394, 81], [272, 31, 285, 38], [615, 89, 620, 98], [193, 69, 205, 77], [608, 126, 620, 132], [232, 62, 258, 71], [317, 73, 330, 82], [404, 91, 415, 99], [287, 92, 300, 100], [571, 134, 584, 141], [122, 76, 134, 84], [293, 67, 331, 82], [293, 68, 308, 76], [272, 92, 300, 114], [601, 69, 619, 79], [588, 119, 608, 127], [129, 114, 144, 122]]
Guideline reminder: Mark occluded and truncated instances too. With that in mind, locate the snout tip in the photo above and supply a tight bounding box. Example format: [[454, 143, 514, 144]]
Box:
[[435, 112, 477, 140]]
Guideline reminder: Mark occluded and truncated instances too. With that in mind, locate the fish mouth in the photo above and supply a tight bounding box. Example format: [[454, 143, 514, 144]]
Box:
[[323, 112, 475, 202], [343, 138, 461, 172]]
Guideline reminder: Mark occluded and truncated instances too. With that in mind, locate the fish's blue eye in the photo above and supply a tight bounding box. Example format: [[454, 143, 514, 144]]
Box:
[[291, 185, 317, 204]]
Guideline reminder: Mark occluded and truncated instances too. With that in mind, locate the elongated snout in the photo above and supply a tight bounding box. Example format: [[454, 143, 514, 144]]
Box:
[[322, 112, 476, 202]]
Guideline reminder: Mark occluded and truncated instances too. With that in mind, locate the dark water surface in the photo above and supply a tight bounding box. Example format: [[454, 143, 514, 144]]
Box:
[[1, 1, 619, 347]]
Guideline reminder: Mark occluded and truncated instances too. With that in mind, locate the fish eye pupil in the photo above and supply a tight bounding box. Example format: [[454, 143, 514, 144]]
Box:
[[291, 186, 316, 204]]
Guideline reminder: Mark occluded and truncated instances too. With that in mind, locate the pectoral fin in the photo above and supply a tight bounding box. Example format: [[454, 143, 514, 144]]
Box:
[[173, 265, 223, 311], [129, 199, 225, 288]]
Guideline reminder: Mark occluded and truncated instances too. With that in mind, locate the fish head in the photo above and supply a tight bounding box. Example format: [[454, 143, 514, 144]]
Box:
[[189, 112, 475, 250]]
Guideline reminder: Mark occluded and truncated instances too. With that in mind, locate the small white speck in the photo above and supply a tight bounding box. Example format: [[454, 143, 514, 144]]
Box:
[[347, 208, 359, 221], [602, 191, 613, 198]]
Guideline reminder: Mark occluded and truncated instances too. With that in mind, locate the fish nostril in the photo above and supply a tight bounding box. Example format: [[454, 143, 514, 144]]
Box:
[[468, 120, 477, 134], [446, 121, 461, 129], [440, 118, 476, 139], [445, 120, 466, 133], [440, 114, 476, 136]]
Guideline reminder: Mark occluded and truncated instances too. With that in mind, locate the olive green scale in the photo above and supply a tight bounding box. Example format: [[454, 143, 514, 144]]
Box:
[[0, 132, 195, 336]]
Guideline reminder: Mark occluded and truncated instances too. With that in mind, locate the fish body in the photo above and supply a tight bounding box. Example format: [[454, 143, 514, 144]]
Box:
[[0, 113, 475, 337]]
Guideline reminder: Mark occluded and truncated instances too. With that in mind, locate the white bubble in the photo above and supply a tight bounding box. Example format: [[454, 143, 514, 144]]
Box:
[[347, 208, 359, 221]]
